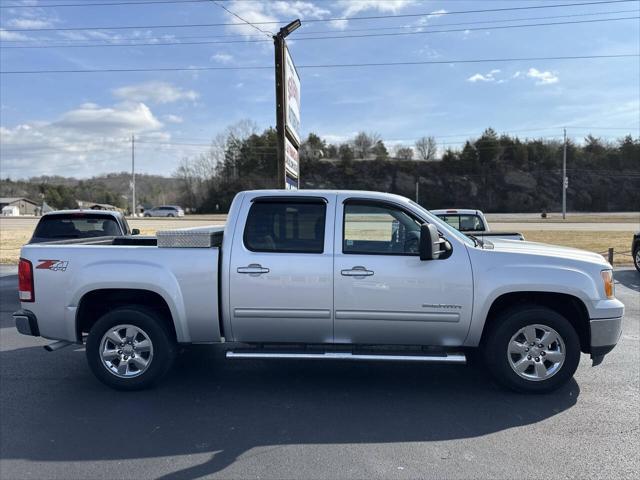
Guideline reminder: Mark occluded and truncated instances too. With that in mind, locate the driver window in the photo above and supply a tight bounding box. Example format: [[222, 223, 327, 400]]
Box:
[[343, 202, 421, 255]]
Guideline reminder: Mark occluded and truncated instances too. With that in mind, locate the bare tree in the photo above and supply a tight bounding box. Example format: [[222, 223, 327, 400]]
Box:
[[394, 145, 414, 161], [353, 131, 381, 159], [415, 136, 437, 161]]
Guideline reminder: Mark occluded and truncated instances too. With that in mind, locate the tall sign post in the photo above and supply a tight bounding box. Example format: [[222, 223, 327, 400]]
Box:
[[274, 20, 301, 189]]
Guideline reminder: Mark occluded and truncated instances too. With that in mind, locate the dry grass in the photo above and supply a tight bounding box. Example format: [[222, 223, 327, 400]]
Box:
[[0, 224, 633, 266]]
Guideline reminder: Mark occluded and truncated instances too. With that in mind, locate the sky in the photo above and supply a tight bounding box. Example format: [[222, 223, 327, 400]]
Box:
[[0, 0, 639, 179]]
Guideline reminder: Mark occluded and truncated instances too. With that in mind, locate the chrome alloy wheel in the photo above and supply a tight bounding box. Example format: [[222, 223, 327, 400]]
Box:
[[507, 324, 566, 382], [99, 324, 154, 378]]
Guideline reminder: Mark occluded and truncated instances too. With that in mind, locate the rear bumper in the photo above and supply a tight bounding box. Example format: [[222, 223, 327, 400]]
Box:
[[13, 309, 40, 337], [590, 316, 622, 366]]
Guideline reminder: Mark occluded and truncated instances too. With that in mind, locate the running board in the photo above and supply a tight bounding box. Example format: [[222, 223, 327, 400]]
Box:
[[226, 350, 466, 364]]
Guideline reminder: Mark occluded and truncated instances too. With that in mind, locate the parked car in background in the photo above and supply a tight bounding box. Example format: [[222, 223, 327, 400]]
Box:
[[430, 209, 524, 241], [633, 231, 640, 272], [143, 206, 185, 218], [29, 210, 138, 243]]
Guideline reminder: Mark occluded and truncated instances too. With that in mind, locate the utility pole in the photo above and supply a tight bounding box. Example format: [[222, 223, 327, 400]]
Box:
[[415, 180, 419, 203], [562, 128, 567, 220], [131, 134, 136, 217]]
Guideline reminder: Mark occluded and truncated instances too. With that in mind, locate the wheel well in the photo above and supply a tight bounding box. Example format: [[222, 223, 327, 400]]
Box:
[[76, 289, 176, 342], [481, 292, 591, 353]]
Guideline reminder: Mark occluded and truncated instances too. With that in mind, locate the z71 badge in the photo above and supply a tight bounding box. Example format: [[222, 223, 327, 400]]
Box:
[[36, 260, 69, 272]]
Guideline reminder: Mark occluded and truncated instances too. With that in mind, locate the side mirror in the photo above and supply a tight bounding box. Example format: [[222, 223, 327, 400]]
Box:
[[419, 224, 448, 260], [131, 228, 140, 235]]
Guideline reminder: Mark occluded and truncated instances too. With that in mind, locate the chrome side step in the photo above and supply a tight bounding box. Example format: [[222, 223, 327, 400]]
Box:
[[226, 350, 466, 364]]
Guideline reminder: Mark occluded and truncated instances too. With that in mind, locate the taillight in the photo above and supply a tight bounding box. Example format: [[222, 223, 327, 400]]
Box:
[[18, 258, 34, 302]]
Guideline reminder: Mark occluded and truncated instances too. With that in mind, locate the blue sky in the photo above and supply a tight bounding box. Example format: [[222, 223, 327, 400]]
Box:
[[1, 0, 639, 178]]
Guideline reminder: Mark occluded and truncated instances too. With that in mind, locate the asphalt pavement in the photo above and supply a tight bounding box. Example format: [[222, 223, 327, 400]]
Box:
[[0, 265, 638, 480]]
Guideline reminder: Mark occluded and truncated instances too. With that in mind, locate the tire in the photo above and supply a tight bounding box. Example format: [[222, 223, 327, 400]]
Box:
[[167, 214, 175, 217], [144, 213, 151, 217], [86, 306, 176, 390], [482, 305, 581, 393], [634, 248, 640, 273]]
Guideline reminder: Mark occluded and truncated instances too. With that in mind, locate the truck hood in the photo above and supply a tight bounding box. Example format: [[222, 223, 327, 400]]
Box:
[[483, 238, 609, 266]]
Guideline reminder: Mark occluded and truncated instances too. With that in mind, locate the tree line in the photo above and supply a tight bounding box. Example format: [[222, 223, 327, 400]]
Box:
[[173, 123, 640, 213]]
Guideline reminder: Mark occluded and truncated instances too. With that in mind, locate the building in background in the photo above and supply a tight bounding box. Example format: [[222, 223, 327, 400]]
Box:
[[0, 197, 38, 215]]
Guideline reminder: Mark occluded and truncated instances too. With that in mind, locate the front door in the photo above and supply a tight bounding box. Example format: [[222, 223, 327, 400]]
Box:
[[228, 194, 335, 343], [333, 196, 474, 346]]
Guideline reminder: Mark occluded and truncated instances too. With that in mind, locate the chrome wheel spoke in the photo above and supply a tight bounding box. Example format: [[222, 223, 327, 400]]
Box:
[[134, 339, 151, 352], [544, 350, 563, 363], [102, 349, 119, 361], [117, 361, 128, 376], [534, 360, 547, 378], [125, 326, 137, 342], [131, 355, 148, 370], [513, 357, 531, 373], [523, 326, 537, 344], [538, 330, 554, 347], [105, 330, 124, 347], [509, 341, 527, 355]]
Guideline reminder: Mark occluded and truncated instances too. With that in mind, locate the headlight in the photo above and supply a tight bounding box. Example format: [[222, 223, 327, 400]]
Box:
[[601, 270, 615, 299]]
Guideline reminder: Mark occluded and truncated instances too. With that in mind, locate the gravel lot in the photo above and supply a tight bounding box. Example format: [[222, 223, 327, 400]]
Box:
[[0, 266, 638, 480]]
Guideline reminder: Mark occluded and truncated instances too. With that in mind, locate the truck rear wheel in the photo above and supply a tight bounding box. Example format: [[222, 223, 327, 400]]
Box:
[[483, 305, 581, 393], [86, 306, 176, 390]]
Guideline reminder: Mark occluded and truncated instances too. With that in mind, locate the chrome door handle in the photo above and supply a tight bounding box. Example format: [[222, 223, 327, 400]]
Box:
[[237, 264, 270, 275], [341, 266, 374, 277]]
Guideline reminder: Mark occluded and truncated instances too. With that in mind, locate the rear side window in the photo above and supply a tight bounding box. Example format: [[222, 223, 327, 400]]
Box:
[[33, 215, 121, 239], [244, 200, 326, 253], [436, 214, 484, 232]]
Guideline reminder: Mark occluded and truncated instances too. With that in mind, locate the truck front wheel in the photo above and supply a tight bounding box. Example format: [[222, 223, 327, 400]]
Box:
[[483, 305, 581, 393], [86, 306, 176, 390]]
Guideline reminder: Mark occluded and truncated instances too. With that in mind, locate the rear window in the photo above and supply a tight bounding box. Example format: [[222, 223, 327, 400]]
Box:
[[436, 214, 485, 232], [243, 200, 326, 253], [33, 215, 122, 239]]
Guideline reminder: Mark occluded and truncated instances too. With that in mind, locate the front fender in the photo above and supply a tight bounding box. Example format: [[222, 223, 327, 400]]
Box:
[[465, 263, 601, 347]]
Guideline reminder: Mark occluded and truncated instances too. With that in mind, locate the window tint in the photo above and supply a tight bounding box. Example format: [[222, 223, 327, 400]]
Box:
[[436, 214, 484, 232], [33, 215, 121, 239], [343, 202, 422, 255], [244, 201, 326, 253]]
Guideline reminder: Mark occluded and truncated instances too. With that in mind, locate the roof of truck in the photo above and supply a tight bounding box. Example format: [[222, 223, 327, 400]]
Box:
[[41, 209, 123, 217]]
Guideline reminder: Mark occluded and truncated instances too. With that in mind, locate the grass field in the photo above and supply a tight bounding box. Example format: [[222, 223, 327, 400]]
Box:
[[0, 221, 634, 266]]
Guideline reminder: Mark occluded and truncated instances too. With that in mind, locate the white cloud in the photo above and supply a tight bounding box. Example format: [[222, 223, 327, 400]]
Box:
[[211, 52, 233, 64], [113, 82, 199, 104], [162, 114, 183, 124], [0, 29, 29, 41], [6, 18, 51, 29], [526, 68, 559, 85], [270, 1, 330, 18], [335, 0, 416, 16], [0, 102, 166, 178], [467, 70, 501, 83]]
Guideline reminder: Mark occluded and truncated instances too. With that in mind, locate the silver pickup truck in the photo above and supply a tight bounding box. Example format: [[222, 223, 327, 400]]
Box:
[[14, 190, 624, 393]]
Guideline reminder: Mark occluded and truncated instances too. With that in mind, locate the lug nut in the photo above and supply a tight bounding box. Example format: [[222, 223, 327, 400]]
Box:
[[538, 344, 544, 348], [541, 351, 546, 356], [124, 356, 128, 360], [527, 355, 532, 360], [117, 350, 122, 354], [525, 347, 529, 352], [535, 357, 540, 362]]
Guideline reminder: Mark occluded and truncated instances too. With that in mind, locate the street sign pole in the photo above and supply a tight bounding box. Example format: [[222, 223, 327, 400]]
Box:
[[274, 33, 286, 189], [273, 20, 301, 190]]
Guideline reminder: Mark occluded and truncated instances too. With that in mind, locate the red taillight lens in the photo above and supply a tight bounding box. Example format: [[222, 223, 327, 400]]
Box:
[[18, 258, 34, 302]]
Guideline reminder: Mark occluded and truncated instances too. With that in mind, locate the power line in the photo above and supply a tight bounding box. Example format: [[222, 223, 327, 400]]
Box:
[[4, 8, 636, 45], [208, 0, 273, 38], [3, 16, 637, 49], [3, 53, 635, 75], [0, 0, 210, 8], [3, 0, 636, 32]]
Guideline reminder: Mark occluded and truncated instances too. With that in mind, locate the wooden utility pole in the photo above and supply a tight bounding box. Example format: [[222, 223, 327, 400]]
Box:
[[562, 128, 567, 220], [131, 134, 136, 217]]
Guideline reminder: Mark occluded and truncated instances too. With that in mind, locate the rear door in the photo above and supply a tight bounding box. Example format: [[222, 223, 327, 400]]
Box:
[[333, 196, 474, 346], [228, 194, 335, 343]]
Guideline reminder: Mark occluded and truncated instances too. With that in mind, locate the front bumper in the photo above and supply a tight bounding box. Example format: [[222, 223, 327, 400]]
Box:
[[13, 309, 40, 337], [590, 316, 622, 366]]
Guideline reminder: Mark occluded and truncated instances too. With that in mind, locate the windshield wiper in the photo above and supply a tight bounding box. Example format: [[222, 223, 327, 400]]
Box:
[[467, 234, 483, 248]]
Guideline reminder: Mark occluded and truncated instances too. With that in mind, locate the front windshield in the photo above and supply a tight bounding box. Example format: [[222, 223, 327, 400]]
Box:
[[408, 201, 476, 247]]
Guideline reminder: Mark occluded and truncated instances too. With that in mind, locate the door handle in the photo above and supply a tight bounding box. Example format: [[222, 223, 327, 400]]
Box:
[[341, 266, 374, 277], [237, 264, 270, 275]]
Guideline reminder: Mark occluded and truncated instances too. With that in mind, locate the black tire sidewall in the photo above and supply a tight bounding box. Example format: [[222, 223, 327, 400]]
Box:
[[484, 306, 581, 393], [634, 248, 640, 272], [86, 307, 176, 390]]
